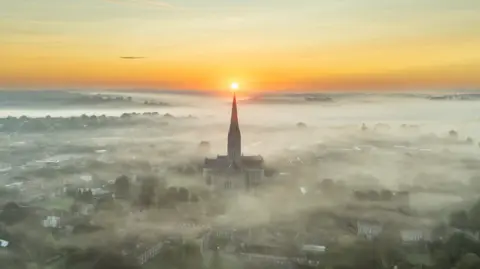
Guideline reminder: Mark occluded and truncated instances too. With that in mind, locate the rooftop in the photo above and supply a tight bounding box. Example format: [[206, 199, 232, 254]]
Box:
[[204, 155, 264, 171]]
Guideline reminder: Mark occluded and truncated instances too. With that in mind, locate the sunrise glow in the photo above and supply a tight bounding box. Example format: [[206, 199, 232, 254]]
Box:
[[0, 0, 479, 91], [231, 82, 239, 92]]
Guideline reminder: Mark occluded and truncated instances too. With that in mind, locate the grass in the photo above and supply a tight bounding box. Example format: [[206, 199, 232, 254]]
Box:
[[202, 251, 244, 269], [36, 196, 75, 211]]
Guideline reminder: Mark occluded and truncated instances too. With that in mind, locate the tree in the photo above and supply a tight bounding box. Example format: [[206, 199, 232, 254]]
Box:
[[380, 189, 393, 201], [0, 254, 27, 269], [70, 202, 80, 214], [66, 187, 77, 198], [138, 176, 157, 208], [3, 202, 20, 211], [166, 187, 179, 203], [365, 190, 380, 201], [160, 245, 183, 268], [445, 233, 480, 264], [296, 122, 307, 128], [93, 251, 140, 269], [198, 141, 211, 154], [361, 123, 368, 131], [432, 222, 449, 240], [354, 191, 367, 201], [178, 187, 190, 202], [454, 253, 480, 269], [450, 210, 470, 229], [115, 175, 130, 199], [0, 202, 26, 225], [264, 167, 277, 177], [190, 194, 200, 203], [320, 178, 335, 191], [76, 189, 82, 199], [66, 249, 139, 269], [79, 189, 93, 203], [182, 242, 203, 269], [469, 176, 480, 191], [376, 235, 403, 269], [209, 248, 223, 269], [352, 243, 382, 269], [449, 130, 459, 138], [431, 248, 451, 269], [469, 199, 480, 229]]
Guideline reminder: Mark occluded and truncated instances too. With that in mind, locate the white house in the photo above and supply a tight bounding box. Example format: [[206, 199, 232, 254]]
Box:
[[0, 239, 9, 248], [80, 204, 95, 216], [42, 216, 61, 228], [400, 229, 432, 243], [357, 220, 383, 240], [137, 242, 163, 265]]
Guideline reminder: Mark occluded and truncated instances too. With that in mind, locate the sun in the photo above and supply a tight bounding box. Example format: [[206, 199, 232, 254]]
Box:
[[230, 82, 239, 91]]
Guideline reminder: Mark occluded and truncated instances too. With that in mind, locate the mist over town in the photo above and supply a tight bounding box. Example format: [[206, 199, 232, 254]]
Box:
[[1, 90, 480, 269]]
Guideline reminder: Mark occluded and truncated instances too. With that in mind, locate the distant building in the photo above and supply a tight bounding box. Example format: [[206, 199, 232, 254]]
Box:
[[352, 189, 410, 211], [393, 191, 411, 211], [198, 141, 211, 155], [42, 216, 61, 228], [79, 204, 95, 216], [357, 220, 383, 240], [400, 229, 432, 243], [136, 242, 163, 265], [203, 93, 264, 191], [0, 239, 9, 248], [450, 228, 480, 242]]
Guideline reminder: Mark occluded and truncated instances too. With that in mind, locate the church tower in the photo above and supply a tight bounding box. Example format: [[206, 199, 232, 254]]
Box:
[[228, 93, 241, 163]]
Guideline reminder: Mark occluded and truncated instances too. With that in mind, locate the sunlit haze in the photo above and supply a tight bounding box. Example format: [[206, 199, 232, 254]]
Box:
[[2, 1, 480, 268], [1, 0, 479, 91], [231, 82, 239, 92]]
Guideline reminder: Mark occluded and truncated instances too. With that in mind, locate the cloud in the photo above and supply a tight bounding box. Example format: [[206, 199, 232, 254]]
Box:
[[104, 0, 267, 12], [120, 56, 146, 60], [105, 0, 174, 9]]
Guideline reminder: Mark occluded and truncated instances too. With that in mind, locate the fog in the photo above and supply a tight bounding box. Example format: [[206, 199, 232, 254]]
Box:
[[1, 90, 480, 257]]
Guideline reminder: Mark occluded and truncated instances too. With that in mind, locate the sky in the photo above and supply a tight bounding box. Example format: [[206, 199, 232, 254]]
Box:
[[0, 0, 480, 92]]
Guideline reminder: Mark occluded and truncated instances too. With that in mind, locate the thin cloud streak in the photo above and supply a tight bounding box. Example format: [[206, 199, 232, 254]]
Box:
[[105, 0, 174, 9], [104, 0, 268, 11], [120, 56, 146, 60]]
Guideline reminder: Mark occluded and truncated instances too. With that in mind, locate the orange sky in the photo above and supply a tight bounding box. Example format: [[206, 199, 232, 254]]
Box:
[[1, 0, 479, 92]]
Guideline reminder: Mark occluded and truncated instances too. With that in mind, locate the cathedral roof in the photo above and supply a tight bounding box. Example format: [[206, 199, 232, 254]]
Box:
[[241, 155, 264, 167], [204, 155, 264, 172]]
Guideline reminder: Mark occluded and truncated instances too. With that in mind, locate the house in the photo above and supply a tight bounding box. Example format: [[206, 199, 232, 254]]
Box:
[[400, 229, 432, 243], [78, 204, 95, 216], [42, 216, 61, 228], [357, 220, 383, 240], [136, 242, 163, 265], [301, 244, 326, 263], [450, 228, 480, 241], [0, 239, 9, 247], [301, 245, 326, 253]]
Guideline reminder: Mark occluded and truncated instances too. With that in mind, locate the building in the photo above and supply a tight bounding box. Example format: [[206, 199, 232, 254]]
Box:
[[203, 93, 264, 191], [449, 228, 480, 242], [356, 220, 383, 240], [42, 216, 61, 228], [400, 229, 431, 243], [136, 242, 163, 265]]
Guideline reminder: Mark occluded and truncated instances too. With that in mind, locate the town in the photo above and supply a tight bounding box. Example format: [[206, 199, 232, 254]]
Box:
[[1, 93, 480, 269]]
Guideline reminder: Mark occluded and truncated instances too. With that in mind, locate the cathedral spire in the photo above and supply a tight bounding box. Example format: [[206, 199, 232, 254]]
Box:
[[231, 93, 238, 123], [228, 92, 241, 163]]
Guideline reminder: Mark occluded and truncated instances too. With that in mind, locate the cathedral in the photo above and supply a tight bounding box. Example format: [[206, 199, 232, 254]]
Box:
[[203, 93, 265, 190]]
